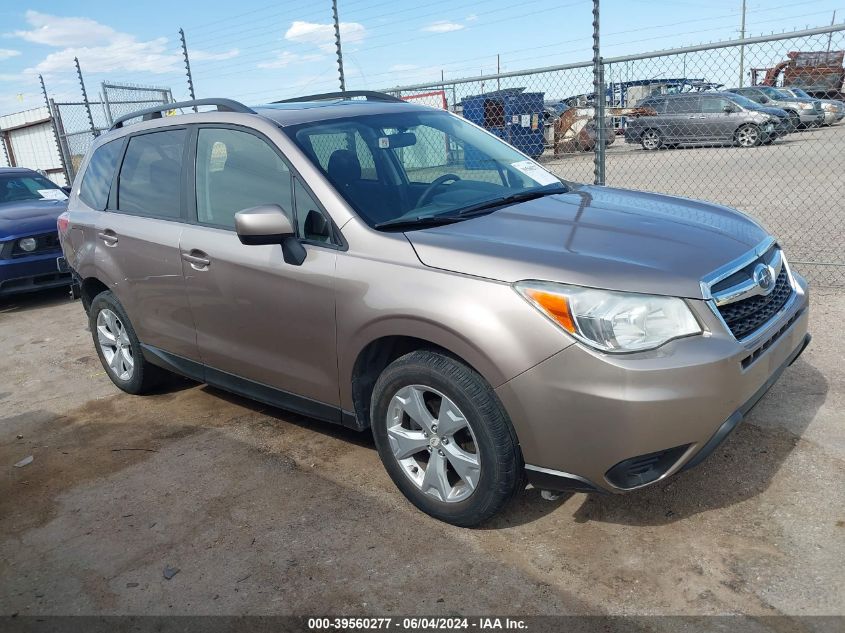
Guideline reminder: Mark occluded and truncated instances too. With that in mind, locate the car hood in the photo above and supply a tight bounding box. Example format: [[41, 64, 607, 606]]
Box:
[[754, 106, 788, 118], [405, 185, 769, 299], [0, 199, 67, 239]]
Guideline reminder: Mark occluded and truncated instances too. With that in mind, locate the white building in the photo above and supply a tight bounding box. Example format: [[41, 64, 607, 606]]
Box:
[[0, 106, 68, 187]]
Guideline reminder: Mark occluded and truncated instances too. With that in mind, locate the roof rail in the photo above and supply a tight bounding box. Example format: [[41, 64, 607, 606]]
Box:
[[273, 90, 403, 104], [110, 98, 256, 130]]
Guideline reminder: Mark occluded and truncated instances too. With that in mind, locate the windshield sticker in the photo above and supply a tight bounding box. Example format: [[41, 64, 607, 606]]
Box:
[[378, 137, 390, 149], [38, 189, 68, 201], [510, 160, 560, 186]]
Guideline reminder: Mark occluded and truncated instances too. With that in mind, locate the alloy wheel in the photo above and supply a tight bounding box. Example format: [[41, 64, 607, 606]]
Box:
[[642, 130, 661, 150], [386, 385, 481, 503], [96, 308, 134, 381], [737, 125, 759, 147]]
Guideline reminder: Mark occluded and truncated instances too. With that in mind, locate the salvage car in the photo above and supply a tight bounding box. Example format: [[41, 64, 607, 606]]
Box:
[[0, 167, 71, 297], [626, 92, 785, 149], [726, 86, 824, 129], [59, 93, 810, 526], [778, 87, 844, 125]]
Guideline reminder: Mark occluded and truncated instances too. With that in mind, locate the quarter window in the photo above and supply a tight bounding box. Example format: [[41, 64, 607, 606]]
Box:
[[79, 139, 122, 210], [117, 129, 186, 219], [195, 128, 293, 229]]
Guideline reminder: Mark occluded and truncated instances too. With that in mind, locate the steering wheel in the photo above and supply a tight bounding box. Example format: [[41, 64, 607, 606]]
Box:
[[416, 174, 462, 208]]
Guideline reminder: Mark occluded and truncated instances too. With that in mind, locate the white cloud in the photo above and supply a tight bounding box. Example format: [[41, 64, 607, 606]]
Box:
[[0, 49, 21, 61], [12, 11, 116, 47], [258, 51, 324, 69], [284, 20, 366, 53], [11, 12, 238, 76], [422, 21, 465, 33]]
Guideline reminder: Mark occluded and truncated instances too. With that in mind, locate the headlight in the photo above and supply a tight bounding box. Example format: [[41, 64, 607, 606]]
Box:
[[822, 103, 835, 112], [797, 103, 813, 110], [514, 281, 702, 353], [18, 237, 37, 252]]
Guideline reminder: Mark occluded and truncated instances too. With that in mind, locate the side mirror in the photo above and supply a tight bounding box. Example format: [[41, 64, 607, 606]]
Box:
[[759, 96, 770, 103], [61, 186, 71, 195], [723, 104, 735, 113], [235, 204, 306, 265]]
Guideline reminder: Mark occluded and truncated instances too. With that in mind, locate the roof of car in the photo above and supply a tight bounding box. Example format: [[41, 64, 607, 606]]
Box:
[[252, 99, 433, 126], [0, 167, 39, 175]]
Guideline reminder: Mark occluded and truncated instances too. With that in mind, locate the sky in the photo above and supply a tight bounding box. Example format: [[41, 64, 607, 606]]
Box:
[[0, 0, 842, 116]]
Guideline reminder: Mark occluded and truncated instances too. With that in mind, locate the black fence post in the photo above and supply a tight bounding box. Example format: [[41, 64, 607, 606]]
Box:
[[592, 0, 605, 186]]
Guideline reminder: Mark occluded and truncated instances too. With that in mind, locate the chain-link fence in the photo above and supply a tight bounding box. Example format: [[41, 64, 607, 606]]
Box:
[[51, 82, 173, 181], [388, 24, 845, 286]]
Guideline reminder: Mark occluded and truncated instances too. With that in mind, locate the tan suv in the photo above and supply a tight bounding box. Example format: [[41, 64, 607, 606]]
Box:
[[59, 93, 810, 526]]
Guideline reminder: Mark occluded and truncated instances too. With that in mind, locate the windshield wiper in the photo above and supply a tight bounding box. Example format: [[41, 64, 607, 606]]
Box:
[[452, 184, 569, 218], [374, 214, 465, 230]]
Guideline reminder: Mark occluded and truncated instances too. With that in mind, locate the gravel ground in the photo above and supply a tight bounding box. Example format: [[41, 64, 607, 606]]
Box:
[[0, 286, 842, 619]]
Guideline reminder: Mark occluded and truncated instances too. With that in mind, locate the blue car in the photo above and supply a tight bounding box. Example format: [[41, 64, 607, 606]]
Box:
[[0, 167, 72, 297]]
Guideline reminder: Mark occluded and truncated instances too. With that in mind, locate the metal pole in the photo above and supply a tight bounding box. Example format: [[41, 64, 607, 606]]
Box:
[[738, 0, 747, 87], [332, 0, 346, 92], [497, 54, 501, 92], [179, 28, 198, 111], [827, 11, 837, 52], [101, 83, 114, 125], [592, 0, 605, 186], [75, 57, 98, 137], [40, 74, 70, 185]]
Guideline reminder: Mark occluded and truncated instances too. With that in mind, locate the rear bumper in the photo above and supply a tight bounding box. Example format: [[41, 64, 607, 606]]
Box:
[[0, 251, 71, 296], [499, 275, 810, 494]]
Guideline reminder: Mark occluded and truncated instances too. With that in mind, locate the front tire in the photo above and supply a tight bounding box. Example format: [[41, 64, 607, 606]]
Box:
[[735, 123, 761, 147], [371, 351, 522, 527], [89, 291, 164, 394]]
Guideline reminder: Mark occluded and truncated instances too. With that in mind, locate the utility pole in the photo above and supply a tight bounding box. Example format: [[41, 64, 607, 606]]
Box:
[[827, 11, 837, 53], [74, 57, 98, 137], [179, 28, 197, 111], [332, 0, 346, 92], [592, 0, 605, 186], [39, 74, 69, 185], [497, 54, 501, 92], [738, 0, 747, 87]]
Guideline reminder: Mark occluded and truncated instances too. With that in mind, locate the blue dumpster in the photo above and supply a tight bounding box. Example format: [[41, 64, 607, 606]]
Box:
[[462, 89, 545, 161]]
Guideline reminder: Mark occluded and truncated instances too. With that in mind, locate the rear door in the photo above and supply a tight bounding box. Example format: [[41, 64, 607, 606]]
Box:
[[95, 127, 199, 361], [179, 125, 340, 412], [664, 96, 701, 142]]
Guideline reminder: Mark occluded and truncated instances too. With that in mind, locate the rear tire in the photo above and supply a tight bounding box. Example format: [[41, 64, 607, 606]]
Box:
[[371, 350, 522, 527], [89, 291, 165, 395], [640, 129, 663, 151]]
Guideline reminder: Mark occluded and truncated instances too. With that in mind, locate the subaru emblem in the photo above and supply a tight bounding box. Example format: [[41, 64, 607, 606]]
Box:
[[753, 263, 775, 293]]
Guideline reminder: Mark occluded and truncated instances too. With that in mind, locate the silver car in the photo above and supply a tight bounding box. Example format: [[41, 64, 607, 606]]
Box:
[[59, 93, 811, 526], [779, 87, 844, 125]]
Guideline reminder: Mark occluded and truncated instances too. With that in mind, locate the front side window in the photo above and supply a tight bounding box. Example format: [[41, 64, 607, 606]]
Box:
[[118, 129, 186, 219], [195, 128, 292, 229], [79, 139, 122, 210], [700, 97, 732, 113], [286, 110, 564, 228]]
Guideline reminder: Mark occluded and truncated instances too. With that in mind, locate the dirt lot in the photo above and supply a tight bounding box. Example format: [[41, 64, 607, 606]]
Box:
[[0, 285, 843, 618]]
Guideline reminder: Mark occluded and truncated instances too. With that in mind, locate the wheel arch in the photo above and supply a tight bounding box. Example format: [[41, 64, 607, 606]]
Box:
[[79, 276, 110, 313], [345, 324, 503, 430]]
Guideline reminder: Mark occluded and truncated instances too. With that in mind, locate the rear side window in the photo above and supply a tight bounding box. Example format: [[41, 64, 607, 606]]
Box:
[[117, 129, 186, 219], [78, 140, 122, 210], [665, 97, 699, 114]]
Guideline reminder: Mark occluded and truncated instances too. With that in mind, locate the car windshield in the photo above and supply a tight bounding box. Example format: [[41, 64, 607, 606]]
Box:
[[789, 88, 812, 99], [0, 173, 64, 205], [724, 93, 764, 110], [284, 109, 566, 229], [758, 86, 790, 99]]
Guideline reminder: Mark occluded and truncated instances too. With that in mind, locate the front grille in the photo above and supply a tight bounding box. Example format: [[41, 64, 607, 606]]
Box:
[[9, 232, 61, 258], [717, 267, 792, 339]]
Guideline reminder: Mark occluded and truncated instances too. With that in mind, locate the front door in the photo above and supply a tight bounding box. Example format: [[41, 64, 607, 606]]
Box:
[[180, 126, 340, 412]]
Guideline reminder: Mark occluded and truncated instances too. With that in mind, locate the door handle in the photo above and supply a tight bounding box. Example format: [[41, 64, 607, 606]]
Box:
[[97, 230, 118, 246], [182, 250, 211, 270]]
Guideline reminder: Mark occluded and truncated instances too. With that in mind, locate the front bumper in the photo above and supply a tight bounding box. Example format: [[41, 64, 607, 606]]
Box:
[[0, 251, 72, 297], [497, 274, 810, 494], [797, 111, 824, 125]]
